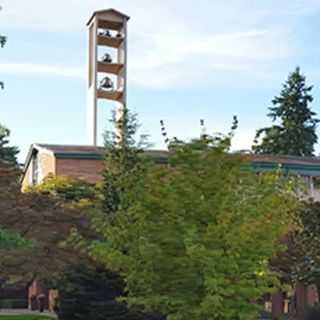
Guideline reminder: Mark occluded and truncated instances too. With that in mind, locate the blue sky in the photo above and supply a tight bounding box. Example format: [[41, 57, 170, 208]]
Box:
[[1, 0, 320, 162]]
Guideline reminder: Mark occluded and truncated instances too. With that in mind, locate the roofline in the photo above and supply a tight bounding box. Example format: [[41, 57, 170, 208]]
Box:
[[87, 8, 130, 26], [55, 152, 103, 160], [251, 162, 320, 177], [23, 144, 169, 169], [22, 144, 55, 175]]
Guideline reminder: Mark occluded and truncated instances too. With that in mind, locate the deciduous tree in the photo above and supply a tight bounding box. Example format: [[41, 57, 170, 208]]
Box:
[[92, 129, 298, 320], [0, 161, 91, 285]]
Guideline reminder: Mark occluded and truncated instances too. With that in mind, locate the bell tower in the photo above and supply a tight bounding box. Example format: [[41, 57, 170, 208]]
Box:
[[87, 9, 130, 146]]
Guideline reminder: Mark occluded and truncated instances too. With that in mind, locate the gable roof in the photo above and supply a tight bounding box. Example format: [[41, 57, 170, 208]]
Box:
[[87, 8, 130, 26]]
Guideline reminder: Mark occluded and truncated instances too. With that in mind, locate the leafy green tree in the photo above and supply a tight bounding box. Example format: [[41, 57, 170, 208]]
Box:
[[92, 130, 298, 320], [281, 201, 320, 293], [0, 125, 19, 165], [0, 161, 91, 285], [253, 67, 319, 156]]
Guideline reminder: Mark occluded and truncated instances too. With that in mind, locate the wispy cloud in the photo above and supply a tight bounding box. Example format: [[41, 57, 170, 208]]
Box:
[[0, 0, 311, 89], [0, 62, 85, 79]]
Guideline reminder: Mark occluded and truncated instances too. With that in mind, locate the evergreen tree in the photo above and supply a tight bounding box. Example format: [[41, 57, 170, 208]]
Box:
[[56, 264, 162, 320], [101, 108, 148, 215], [0, 124, 19, 165], [1, 5, 7, 90], [0, 34, 5, 89], [253, 67, 319, 156]]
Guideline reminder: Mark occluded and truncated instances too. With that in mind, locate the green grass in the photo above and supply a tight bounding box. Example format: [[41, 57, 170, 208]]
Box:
[[0, 316, 53, 320]]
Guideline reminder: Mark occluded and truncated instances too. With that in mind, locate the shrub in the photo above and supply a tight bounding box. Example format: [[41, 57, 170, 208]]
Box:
[[56, 264, 163, 320], [0, 298, 28, 309], [304, 304, 320, 320]]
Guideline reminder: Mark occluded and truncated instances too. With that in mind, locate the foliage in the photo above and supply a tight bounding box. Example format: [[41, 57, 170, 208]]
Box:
[[253, 67, 319, 156], [0, 161, 91, 285], [91, 128, 298, 320], [71, 108, 161, 320], [0, 7, 7, 89], [304, 304, 320, 320], [27, 175, 97, 208], [280, 201, 320, 291], [0, 15, 6, 90], [101, 107, 149, 215], [0, 125, 19, 165], [56, 264, 163, 320], [0, 317, 52, 320], [0, 228, 31, 249], [0, 298, 28, 309]]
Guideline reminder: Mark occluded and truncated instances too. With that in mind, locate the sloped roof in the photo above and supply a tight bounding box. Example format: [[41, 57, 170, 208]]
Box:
[[36, 144, 104, 156], [23, 143, 320, 179], [251, 154, 320, 177], [23, 144, 169, 173], [252, 154, 320, 166], [87, 8, 130, 26]]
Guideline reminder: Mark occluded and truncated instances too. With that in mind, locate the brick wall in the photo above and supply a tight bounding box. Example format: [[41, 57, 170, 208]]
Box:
[[56, 158, 104, 184]]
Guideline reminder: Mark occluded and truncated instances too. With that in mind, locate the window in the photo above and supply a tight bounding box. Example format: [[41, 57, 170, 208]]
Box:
[[32, 151, 39, 185]]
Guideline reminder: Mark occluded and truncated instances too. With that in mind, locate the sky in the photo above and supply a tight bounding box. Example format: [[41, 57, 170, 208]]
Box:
[[1, 0, 320, 162]]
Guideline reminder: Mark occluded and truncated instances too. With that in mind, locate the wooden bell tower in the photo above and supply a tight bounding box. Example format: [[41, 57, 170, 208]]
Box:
[[87, 9, 130, 146]]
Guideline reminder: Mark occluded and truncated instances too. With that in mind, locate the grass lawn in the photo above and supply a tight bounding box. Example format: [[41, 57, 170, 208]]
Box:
[[0, 316, 53, 320]]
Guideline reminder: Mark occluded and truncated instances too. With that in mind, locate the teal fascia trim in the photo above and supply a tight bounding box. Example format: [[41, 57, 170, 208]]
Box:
[[251, 162, 320, 177], [54, 152, 168, 164], [55, 153, 103, 160]]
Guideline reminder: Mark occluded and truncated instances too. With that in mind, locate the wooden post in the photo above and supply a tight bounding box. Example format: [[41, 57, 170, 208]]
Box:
[[271, 290, 284, 319]]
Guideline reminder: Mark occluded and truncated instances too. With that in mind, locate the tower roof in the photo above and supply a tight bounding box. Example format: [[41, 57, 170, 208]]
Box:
[[87, 8, 130, 26]]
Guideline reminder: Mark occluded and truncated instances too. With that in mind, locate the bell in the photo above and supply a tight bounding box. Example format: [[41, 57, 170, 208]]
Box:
[[0, 36, 6, 48], [100, 77, 114, 91], [101, 53, 112, 63], [103, 30, 112, 37], [116, 32, 122, 38]]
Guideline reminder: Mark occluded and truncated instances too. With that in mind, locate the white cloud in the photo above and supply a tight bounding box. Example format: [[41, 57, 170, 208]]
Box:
[[0, 62, 85, 79], [0, 0, 311, 89]]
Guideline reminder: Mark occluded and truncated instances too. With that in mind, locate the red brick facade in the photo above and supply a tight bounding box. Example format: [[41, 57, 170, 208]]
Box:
[[22, 144, 106, 189], [56, 158, 103, 184]]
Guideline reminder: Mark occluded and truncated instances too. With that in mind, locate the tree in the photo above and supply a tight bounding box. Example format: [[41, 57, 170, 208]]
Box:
[[253, 67, 319, 156], [281, 201, 320, 293], [0, 35, 6, 90], [71, 108, 163, 320], [101, 107, 148, 215], [0, 161, 91, 285], [56, 264, 162, 320], [28, 175, 97, 209], [0, 5, 7, 89], [92, 130, 298, 320], [0, 125, 19, 165]]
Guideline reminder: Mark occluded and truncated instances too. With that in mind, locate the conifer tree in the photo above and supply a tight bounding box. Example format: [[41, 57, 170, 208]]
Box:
[[253, 67, 319, 156], [0, 124, 19, 165], [101, 108, 148, 215], [1, 5, 7, 90]]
